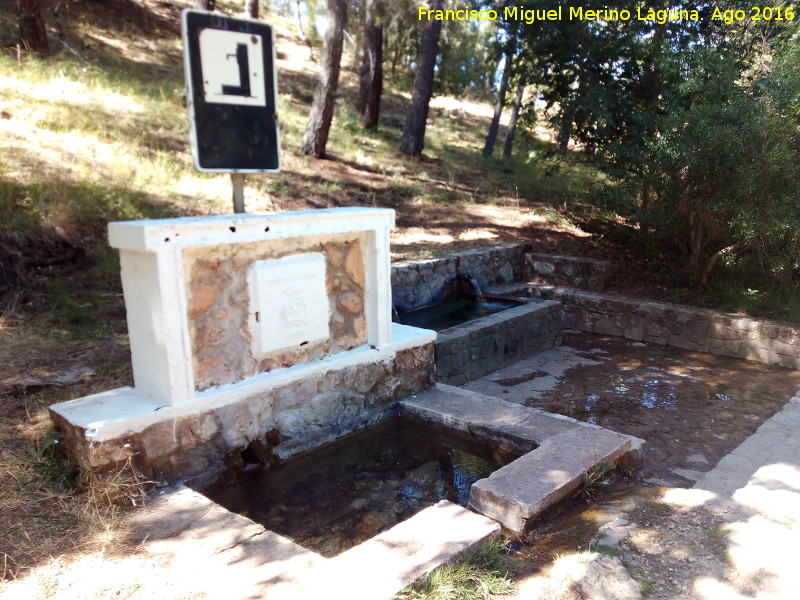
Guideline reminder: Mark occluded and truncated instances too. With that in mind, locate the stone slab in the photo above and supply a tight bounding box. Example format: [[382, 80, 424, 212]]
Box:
[[401, 384, 536, 442], [401, 384, 644, 535], [311, 501, 500, 600], [130, 486, 266, 557], [131, 488, 498, 600], [210, 530, 326, 600], [470, 427, 639, 535]]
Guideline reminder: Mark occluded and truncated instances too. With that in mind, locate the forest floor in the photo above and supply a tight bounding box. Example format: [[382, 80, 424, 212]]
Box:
[[1, 1, 799, 598]]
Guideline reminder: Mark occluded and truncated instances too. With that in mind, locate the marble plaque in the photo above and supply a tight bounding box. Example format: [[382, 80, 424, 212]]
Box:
[[249, 253, 330, 355]]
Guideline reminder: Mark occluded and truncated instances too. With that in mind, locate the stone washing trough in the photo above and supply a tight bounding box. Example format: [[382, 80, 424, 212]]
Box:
[[427, 295, 563, 386], [394, 274, 564, 386], [132, 383, 642, 600], [50, 211, 645, 599]]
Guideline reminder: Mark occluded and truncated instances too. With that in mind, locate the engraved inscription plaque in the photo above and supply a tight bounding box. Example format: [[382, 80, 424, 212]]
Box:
[[249, 253, 330, 356]]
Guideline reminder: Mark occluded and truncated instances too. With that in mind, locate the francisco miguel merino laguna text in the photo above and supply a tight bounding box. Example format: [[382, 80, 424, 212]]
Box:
[[420, 6, 711, 25]]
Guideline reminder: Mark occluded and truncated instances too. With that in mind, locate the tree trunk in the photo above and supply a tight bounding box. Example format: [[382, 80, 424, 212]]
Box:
[[16, 0, 48, 55], [244, 0, 258, 18], [294, 0, 315, 59], [194, 0, 216, 10], [700, 240, 750, 286], [688, 211, 703, 270], [299, 0, 347, 158], [502, 83, 525, 158], [557, 108, 573, 152], [483, 49, 513, 157], [356, 0, 383, 130], [398, 0, 444, 157]]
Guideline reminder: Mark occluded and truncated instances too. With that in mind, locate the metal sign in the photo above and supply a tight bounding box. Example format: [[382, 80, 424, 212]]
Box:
[[182, 9, 281, 172]]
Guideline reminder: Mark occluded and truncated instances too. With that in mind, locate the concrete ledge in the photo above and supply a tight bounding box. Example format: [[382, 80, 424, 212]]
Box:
[[50, 325, 436, 481], [134, 488, 498, 600], [401, 384, 644, 534], [109, 208, 396, 252], [435, 298, 563, 385]]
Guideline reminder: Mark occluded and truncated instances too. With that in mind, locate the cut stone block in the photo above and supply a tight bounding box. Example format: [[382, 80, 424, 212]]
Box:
[[470, 427, 639, 535], [312, 500, 500, 600], [401, 384, 644, 535], [133, 488, 499, 600]]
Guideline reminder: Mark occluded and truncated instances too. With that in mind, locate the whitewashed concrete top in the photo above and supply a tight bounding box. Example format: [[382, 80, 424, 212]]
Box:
[[109, 207, 396, 252]]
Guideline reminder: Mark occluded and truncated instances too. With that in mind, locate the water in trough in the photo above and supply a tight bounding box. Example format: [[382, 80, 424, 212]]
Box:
[[204, 417, 519, 557], [397, 298, 520, 332]]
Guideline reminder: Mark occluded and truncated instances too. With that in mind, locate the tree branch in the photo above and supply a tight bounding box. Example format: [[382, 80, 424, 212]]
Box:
[[700, 240, 751, 286]]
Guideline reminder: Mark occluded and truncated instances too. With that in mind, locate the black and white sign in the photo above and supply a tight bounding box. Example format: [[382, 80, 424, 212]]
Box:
[[182, 9, 280, 172]]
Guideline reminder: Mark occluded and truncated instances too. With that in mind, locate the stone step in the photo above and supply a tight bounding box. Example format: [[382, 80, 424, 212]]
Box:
[[401, 384, 644, 534], [131, 484, 499, 600]]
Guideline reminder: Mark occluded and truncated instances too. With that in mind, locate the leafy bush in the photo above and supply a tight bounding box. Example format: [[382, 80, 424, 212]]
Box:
[[27, 431, 81, 490], [592, 48, 800, 287]]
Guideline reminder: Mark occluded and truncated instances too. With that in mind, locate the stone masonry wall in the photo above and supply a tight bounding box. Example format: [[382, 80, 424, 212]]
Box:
[[436, 300, 563, 385], [499, 284, 800, 370], [525, 253, 614, 292], [184, 233, 368, 391], [391, 243, 532, 312], [51, 343, 436, 482]]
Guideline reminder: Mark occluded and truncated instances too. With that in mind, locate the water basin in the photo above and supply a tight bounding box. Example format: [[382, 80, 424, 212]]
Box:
[[204, 417, 519, 557], [397, 298, 520, 332]]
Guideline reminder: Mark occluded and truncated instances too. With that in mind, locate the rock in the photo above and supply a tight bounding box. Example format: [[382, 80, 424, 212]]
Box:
[[595, 517, 632, 548], [16, 366, 96, 392], [575, 555, 642, 600], [339, 293, 364, 315], [528, 553, 642, 600], [533, 260, 556, 275]]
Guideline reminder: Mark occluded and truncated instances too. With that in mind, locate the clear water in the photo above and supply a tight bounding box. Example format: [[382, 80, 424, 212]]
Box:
[[397, 299, 518, 332], [204, 417, 519, 557]]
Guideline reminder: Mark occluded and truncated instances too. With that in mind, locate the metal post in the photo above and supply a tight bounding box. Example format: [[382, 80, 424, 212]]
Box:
[[231, 172, 245, 213]]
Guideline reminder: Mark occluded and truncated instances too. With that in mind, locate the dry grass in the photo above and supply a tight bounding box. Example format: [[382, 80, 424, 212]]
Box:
[[0, 311, 143, 584], [0, 415, 152, 579]]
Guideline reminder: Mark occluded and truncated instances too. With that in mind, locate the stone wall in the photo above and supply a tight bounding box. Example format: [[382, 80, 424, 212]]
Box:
[[525, 253, 613, 292], [184, 234, 368, 391], [51, 343, 436, 482], [435, 299, 563, 385], [496, 284, 800, 370], [391, 243, 532, 312]]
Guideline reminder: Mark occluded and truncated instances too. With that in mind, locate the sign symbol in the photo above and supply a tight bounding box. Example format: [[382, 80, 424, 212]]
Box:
[[222, 44, 251, 97], [197, 28, 266, 107], [281, 297, 309, 327], [183, 9, 281, 172]]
